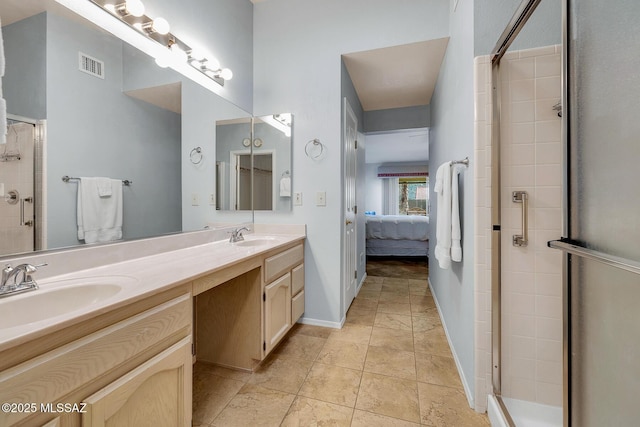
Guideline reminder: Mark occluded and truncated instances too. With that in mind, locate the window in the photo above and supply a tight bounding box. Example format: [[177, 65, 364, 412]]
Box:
[[399, 177, 428, 215]]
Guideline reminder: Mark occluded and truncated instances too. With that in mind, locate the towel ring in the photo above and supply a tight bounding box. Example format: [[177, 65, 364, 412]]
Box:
[[190, 147, 203, 164], [305, 139, 324, 160]]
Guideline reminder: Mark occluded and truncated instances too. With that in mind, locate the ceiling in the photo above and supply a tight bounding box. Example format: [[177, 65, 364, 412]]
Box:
[[0, 0, 74, 26], [343, 38, 449, 112]]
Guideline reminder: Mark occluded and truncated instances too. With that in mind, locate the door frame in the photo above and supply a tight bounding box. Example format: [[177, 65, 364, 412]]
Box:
[[342, 97, 358, 317]]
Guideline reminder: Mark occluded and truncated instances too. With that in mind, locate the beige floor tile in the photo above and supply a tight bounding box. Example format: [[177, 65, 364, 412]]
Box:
[[379, 291, 411, 304], [411, 313, 442, 332], [381, 284, 410, 296], [361, 282, 383, 292], [374, 312, 413, 331], [298, 363, 362, 407], [410, 294, 437, 315], [408, 278, 429, 287], [290, 323, 333, 339], [365, 275, 385, 283], [364, 346, 416, 380], [316, 338, 369, 370], [248, 354, 313, 393], [414, 327, 451, 356], [211, 384, 295, 427], [327, 324, 372, 345], [192, 370, 245, 425], [350, 297, 379, 311], [377, 301, 412, 316], [370, 327, 414, 352], [195, 362, 252, 383], [383, 277, 410, 286], [351, 409, 421, 427], [274, 333, 327, 361], [345, 307, 377, 326], [356, 289, 382, 301], [415, 352, 463, 389], [355, 372, 421, 423], [281, 396, 354, 426], [418, 382, 490, 426], [409, 284, 431, 296]]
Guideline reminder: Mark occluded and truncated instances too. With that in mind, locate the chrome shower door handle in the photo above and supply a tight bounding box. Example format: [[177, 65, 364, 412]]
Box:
[[512, 191, 528, 247], [20, 197, 34, 227]]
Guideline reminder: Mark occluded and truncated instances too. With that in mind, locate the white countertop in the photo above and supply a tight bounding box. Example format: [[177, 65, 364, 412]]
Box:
[[0, 230, 305, 352]]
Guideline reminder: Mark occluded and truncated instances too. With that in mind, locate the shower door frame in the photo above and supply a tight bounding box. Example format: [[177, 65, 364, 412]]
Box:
[[488, 0, 569, 425], [5, 113, 47, 252]]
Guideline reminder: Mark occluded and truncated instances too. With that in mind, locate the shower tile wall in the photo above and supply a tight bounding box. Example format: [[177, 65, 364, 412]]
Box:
[[0, 123, 35, 256], [474, 45, 563, 410]]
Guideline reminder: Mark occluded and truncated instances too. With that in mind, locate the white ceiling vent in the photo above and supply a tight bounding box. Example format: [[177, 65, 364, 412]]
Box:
[[79, 52, 105, 79]]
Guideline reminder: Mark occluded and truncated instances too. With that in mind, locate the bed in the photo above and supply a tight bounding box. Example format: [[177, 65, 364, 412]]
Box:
[[365, 214, 429, 257]]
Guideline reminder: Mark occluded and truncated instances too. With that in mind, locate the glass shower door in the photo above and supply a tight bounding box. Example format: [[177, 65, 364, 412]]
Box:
[[559, 1, 640, 425]]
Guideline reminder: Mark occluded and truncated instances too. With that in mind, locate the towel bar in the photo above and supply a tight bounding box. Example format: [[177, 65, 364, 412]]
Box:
[[62, 176, 132, 186]]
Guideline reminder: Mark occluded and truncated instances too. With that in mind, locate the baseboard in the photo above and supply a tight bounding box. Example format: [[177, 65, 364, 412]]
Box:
[[298, 316, 344, 329], [356, 272, 367, 295], [428, 277, 475, 410]]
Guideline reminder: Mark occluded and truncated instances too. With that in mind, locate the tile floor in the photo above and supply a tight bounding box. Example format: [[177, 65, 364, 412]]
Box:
[[193, 262, 489, 426]]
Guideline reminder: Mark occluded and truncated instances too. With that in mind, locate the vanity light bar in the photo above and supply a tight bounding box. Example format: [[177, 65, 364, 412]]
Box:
[[87, 0, 231, 86]]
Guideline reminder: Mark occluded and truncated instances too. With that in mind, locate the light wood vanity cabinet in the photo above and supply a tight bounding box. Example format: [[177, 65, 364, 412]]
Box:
[[263, 244, 305, 355], [195, 241, 305, 370], [0, 289, 192, 427]]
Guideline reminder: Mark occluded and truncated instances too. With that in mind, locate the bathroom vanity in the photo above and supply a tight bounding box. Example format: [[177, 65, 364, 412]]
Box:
[[0, 226, 305, 426]]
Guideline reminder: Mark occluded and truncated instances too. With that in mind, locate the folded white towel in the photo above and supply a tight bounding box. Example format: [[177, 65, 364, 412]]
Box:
[[95, 177, 112, 197], [77, 177, 123, 244], [451, 164, 463, 262], [434, 161, 452, 269], [280, 176, 291, 197]]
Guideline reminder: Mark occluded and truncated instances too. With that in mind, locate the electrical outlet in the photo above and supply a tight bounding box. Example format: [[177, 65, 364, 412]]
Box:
[[209, 193, 215, 205], [293, 192, 302, 206], [316, 191, 326, 206], [191, 193, 199, 206]]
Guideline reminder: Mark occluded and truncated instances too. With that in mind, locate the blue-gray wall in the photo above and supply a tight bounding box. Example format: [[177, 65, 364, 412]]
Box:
[[429, 0, 476, 404], [45, 12, 182, 248], [3, 13, 47, 119], [364, 105, 430, 132]]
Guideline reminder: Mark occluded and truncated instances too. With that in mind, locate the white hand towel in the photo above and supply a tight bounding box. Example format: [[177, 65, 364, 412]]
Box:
[[451, 164, 463, 262], [77, 178, 123, 244], [434, 161, 452, 269], [279, 176, 291, 197], [95, 177, 112, 197]]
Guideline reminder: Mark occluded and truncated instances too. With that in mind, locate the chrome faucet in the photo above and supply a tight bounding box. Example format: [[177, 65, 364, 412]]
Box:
[[229, 227, 250, 243], [0, 263, 47, 298]]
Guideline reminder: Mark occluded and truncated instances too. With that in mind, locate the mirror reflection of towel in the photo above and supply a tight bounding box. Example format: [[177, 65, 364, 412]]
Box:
[[280, 176, 291, 197], [77, 177, 123, 244]]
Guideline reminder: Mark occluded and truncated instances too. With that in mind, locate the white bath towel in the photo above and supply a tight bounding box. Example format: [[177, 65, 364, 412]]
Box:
[[434, 161, 452, 269], [95, 177, 112, 197], [77, 177, 123, 244], [451, 164, 463, 262], [279, 176, 291, 197]]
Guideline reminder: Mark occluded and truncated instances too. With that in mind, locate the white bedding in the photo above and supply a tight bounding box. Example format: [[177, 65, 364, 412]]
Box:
[[365, 215, 429, 241]]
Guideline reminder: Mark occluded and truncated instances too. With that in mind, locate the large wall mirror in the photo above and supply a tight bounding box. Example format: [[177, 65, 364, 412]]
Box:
[[0, 0, 290, 259], [215, 114, 293, 212]]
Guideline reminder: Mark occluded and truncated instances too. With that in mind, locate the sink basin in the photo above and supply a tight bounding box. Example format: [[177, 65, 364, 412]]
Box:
[[234, 239, 274, 247], [0, 277, 132, 329]]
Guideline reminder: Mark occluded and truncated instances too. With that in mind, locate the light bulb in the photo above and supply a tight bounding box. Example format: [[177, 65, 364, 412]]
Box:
[[189, 47, 207, 62], [155, 48, 172, 68], [205, 57, 220, 71], [125, 0, 145, 17], [152, 17, 170, 35], [170, 43, 188, 63], [104, 3, 116, 13], [133, 22, 143, 31], [219, 68, 233, 80]]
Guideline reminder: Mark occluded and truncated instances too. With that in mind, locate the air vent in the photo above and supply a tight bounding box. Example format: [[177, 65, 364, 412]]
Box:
[[79, 52, 105, 79]]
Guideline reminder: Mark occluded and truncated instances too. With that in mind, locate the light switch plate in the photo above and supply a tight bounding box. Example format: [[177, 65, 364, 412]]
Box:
[[316, 191, 326, 206], [191, 193, 199, 206], [293, 192, 302, 206]]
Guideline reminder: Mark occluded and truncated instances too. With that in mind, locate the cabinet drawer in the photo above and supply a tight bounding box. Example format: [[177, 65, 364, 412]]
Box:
[[0, 294, 191, 427], [264, 244, 303, 283], [291, 263, 304, 295], [292, 290, 305, 322]]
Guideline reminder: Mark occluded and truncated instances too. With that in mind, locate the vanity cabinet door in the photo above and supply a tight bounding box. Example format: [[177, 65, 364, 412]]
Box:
[[82, 337, 192, 427], [264, 272, 292, 355]]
